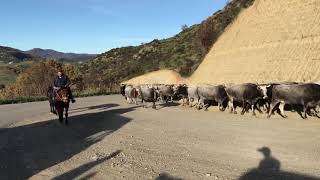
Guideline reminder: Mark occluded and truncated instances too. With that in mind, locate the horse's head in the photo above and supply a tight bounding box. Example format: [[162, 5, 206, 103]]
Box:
[[57, 88, 70, 103]]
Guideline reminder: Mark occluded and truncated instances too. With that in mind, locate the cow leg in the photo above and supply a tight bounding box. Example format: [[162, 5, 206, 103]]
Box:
[[262, 103, 267, 112], [303, 106, 308, 119], [152, 102, 156, 109], [228, 100, 235, 114], [315, 110, 320, 118], [266, 103, 271, 113], [220, 100, 226, 112], [133, 98, 136, 105], [182, 97, 186, 106], [257, 103, 263, 114], [315, 105, 320, 113], [241, 101, 246, 115], [160, 95, 164, 103], [231, 101, 237, 114], [245, 103, 250, 113], [198, 99, 205, 110], [267, 101, 279, 118], [185, 97, 189, 106], [252, 104, 256, 116], [218, 103, 222, 111], [279, 102, 287, 118], [205, 101, 211, 111], [218, 103, 223, 111], [197, 99, 201, 110], [188, 97, 193, 107]]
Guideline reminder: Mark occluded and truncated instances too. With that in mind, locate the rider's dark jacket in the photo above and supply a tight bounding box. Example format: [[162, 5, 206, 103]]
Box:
[[53, 75, 71, 88]]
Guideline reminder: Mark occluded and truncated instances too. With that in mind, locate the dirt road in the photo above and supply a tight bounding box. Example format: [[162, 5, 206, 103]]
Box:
[[0, 95, 320, 180]]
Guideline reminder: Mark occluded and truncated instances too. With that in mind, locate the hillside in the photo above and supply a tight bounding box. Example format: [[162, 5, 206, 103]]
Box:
[[26, 48, 96, 63], [189, 0, 320, 84], [85, 0, 255, 87], [0, 46, 33, 63]]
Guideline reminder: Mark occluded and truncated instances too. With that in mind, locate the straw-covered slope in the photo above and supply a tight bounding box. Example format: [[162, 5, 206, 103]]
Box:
[[123, 70, 184, 85], [189, 0, 320, 84]]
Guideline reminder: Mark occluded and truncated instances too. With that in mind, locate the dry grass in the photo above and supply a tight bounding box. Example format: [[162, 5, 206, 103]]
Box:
[[189, 0, 320, 84]]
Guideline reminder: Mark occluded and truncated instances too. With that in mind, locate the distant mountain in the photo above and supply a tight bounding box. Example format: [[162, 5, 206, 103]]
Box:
[[0, 46, 33, 63], [25, 48, 96, 62]]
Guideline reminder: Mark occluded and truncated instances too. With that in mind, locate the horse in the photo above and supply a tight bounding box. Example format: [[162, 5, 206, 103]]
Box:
[[54, 87, 70, 126], [47, 86, 56, 114]]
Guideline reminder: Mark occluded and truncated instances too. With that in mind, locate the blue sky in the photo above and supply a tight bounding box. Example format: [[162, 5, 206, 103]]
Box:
[[1, 0, 228, 54]]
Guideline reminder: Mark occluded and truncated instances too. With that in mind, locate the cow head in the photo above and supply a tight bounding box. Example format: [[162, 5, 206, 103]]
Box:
[[173, 84, 187, 95], [258, 84, 271, 99], [120, 84, 126, 96], [136, 88, 142, 97]]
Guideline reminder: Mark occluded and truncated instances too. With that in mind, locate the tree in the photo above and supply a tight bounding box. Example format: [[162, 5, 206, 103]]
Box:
[[181, 24, 189, 31]]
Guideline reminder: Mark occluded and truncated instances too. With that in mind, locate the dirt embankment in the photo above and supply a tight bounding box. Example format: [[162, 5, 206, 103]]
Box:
[[123, 69, 184, 85], [189, 0, 320, 84]]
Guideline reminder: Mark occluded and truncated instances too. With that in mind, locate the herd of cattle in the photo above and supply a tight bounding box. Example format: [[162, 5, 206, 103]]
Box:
[[120, 82, 320, 119]]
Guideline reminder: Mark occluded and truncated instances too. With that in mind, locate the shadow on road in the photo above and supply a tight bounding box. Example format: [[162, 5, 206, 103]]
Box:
[[69, 103, 119, 114], [239, 147, 320, 180], [155, 173, 182, 180], [53, 150, 122, 180], [0, 104, 135, 179]]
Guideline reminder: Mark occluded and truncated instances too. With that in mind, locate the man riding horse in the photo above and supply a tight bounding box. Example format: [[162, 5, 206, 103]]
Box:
[[53, 68, 76, 103]]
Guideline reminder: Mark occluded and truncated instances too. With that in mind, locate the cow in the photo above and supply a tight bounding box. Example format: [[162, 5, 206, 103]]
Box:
[[154, 84, 175, 103], [258, 82, 300, 113], [197, 85, 228, 111], [267, 83, 320, 119], [172, 84, 189, 106], [137, 85, 158, 109], [120, 84, 126, 97], [187, 86, 199, 108], [225, 83, 267, 116], [120, 84, 138, 104]]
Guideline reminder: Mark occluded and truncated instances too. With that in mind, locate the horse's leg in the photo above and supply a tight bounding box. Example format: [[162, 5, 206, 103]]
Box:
[[65, 106, 69, 126], [58, 108, 63, 123], [49, 101, 52, 112]]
